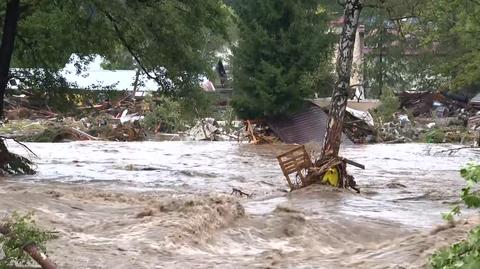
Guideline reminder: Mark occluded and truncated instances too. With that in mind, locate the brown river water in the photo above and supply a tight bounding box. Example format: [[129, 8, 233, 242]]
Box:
[[0, 141, 479, 268]]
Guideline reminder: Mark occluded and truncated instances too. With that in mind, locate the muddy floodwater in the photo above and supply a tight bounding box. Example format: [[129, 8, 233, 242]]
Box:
[[1, 141, 479, 268]]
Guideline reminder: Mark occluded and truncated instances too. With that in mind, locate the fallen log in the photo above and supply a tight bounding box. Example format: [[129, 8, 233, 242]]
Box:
[[0, 225, 57, 269], [68, 127, 99, 141]]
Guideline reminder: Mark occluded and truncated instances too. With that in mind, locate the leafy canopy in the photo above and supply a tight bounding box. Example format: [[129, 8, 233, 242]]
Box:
[[1, 0, 232, 97]]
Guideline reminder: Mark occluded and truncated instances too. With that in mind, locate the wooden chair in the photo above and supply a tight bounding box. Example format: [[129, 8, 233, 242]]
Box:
[[277, 145, 313, 190]]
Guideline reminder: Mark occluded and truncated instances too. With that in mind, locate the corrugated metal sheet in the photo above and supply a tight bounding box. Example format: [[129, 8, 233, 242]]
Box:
[[470, 93, 480, 105], [267, 103, 352, 145], [468, 115, 480, 130], [310, 98, 380, 112]]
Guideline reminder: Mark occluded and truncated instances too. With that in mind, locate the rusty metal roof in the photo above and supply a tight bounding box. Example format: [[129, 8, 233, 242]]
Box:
[[468, 115, 480, 130], [310, 98, 380, 112], [267, 103, 352, 145]]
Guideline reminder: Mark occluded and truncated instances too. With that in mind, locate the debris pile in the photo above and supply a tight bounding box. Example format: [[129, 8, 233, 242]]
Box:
[[377, 113, 417, 143], [343, 108, 377, 143], [244, 120, 279, 144], [187, 118, 246, 141], [376, 91, 480, 144], [398, 91, 466, 117], [2, 91, 148, 142]]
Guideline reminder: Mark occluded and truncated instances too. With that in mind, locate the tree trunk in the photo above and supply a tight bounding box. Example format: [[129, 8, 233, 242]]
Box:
[[321, 0, 363, 157], [0, 0, 21, 119], [378, 41, 384, 97]]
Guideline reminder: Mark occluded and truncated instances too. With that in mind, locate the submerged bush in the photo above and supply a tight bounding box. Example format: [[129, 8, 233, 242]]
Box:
[[142, 90, 216, 133], [0, 212, 55, 268], [142, 95, 186, 133], [372, 88, 400, 123], [425, 129, 446, 143], [430, 163, 480, 269]]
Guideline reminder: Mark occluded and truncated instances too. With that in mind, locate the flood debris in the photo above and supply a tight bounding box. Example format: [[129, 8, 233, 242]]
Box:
[[267, 99, 378, 145], [277, 145, 312, 190], [398, 91, 467, 118], [231, 188, 254, 198], [2, 91, 149, 142], [0, 136, 35, 175], [374, 91, 480, 145], [244, 120, 279, 144], [468, 92, 480, 110], [188, 118, 220, 141], [267, 102, 353, 145], [186, 118, 247, 141], [0, 216, 57, 269]]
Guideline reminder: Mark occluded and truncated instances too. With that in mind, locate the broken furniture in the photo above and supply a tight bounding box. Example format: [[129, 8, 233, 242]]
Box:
[[277, 145, 313, 190]]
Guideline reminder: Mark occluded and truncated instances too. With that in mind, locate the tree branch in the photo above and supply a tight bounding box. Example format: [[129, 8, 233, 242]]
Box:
[[102, 10, 162, 88], [0, 224, 56, 269]]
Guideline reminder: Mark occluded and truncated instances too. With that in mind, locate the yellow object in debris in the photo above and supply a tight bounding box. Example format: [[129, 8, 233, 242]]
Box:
[[322, 167, 339, 187]]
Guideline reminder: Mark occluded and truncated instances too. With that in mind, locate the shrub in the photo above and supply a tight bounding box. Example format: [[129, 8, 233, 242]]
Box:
[[142, 95, 186, 133], [430, 163, 480, 269], [373, 88, 400, 123], [425, 129, 446, 143], [0, 212, 55, 268]]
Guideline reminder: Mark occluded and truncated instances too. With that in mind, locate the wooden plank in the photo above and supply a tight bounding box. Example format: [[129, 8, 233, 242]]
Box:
[[343, 158, 365, 169]]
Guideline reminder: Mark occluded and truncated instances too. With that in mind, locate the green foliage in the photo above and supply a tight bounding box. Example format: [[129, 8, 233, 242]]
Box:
[[0, 212, 55, 268], [142, 89, 216, 133], [231, 0, 335, 119], [360, 0, 443, 96], [2, 0, 233, 106], [430, 227, 480, 269], [94, 0, 232, 95], [372, 88, 400, 122], [425, 129, 446, 144], [179, 89, 215, 121], [222, 106, 237, 130], [431, 163, 480, 269], [461, 164, 480, 185], [442, 163, 480, 221], [418, 0, 480, 91], [13, 70, 123, 113], [142, 96, 185, 133], [12, 1, 115, 70]]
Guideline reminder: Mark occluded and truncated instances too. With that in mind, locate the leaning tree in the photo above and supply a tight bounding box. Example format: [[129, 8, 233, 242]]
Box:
[[0, 0, 232, 175]]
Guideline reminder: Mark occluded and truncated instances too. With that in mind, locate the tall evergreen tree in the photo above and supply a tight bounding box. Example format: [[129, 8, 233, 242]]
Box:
[[231, 0, 335, 119]]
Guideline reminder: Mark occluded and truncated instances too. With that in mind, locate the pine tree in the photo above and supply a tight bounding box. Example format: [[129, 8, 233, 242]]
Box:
[[231, 0, 335, 119]]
